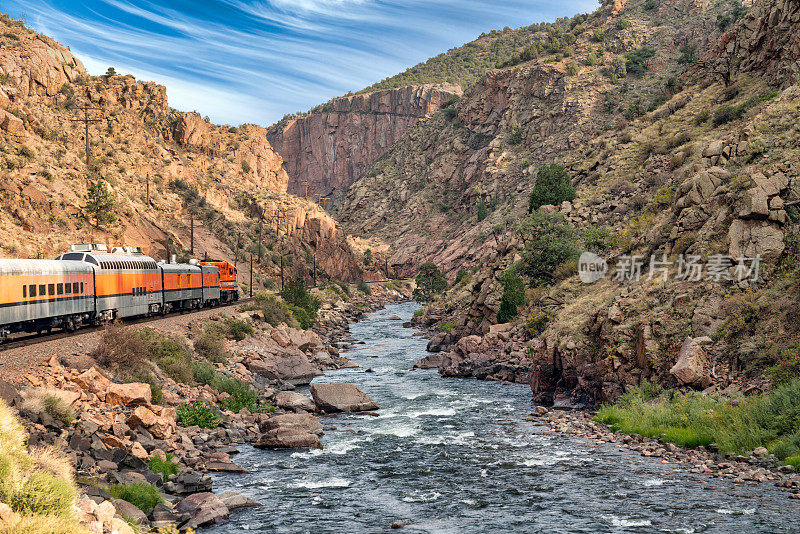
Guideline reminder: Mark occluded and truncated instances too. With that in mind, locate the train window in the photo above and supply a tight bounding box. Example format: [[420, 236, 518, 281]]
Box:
[[64, 283, 70, 294], [80, 282, 84, 293], [57, 283, 63, 295], [48, 284, 54, 296], [85, 256, 97, 265], [29, 285, 36, 298], [23, 285, 26, 298], [73, 282, 79, 293], [39, 284, 46, 296]]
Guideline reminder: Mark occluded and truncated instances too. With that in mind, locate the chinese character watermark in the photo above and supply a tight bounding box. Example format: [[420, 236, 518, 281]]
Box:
[[578, 253, 761, 284]]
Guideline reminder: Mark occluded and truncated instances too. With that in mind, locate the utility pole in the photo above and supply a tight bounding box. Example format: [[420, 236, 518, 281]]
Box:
[[145, 173, 150, 205], [69, 103, 104, 182], [234, 232, 240, 270], [189, 216, 194, 255]]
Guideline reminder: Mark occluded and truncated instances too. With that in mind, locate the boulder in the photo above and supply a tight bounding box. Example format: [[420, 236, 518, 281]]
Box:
[[217, 490, 262, 511], [310, 382, 379, 412], [0, 380, 21, 407], [670, 337, 709, 386], [126, 406, 175, 439], [112, 499, 149, 526], [176, 492, 229, 529], [163, 470, 213, 495], [105, 383, 151, 407], [412, 353, 445, 369], [0, 109, 23, 133], [72, 366, 111, 395], [275, 391, 316, 412], [253, 427, 322, 449], [247, 350, 322, 386], [262, 413, 323, 435]]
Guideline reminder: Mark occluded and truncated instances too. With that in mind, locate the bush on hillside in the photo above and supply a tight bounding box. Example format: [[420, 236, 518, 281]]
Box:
[[517, 210, 580, 286], [528, 163, 575, 212], [413, 262, 448, 302], [279, 277, 320, 329], [496, 269, 526, 323], [240, 292, 298, 328], [177, 402, 221, 428], [106, 482, 163, 514], [625, 46, 655, 76]]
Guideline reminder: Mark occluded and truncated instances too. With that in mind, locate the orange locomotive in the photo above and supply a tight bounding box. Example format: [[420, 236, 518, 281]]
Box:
[[198, 260, 238, 303], [0, 244, 238, 341]]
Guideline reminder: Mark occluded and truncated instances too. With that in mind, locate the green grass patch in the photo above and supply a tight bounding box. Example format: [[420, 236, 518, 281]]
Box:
[[596, 379, 800, 467], [147, 453, 179, 482], [106, 482, 163, 514]]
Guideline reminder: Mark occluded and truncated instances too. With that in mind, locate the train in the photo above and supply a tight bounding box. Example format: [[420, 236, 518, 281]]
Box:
[[0, 244, 239, 342]]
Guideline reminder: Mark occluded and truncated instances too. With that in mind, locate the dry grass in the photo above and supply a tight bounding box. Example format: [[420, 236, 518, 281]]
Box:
[[0, 400, 84, 533]]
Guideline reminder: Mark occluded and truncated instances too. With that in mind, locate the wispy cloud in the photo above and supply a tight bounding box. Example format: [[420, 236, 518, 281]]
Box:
[[4, 0, 597, 125]]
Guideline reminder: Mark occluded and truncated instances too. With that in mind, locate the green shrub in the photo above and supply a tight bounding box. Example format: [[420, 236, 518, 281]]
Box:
[[625, 46, 655, 76], [224, 319, 253, 341], [496, 270, 526, 324], [287, 304, 313, 329], [357, 280, 371, 295], [215, 375, 260, 413], [192, 361, 216, 386], [507, 122, 523, 145], [528, 163, 575, 212], [8, 472, 76, 517], [678, 45, 696, 65], [147, 454, 179, 482], [42, 395, 74, 427], [194, 328, 229, 363], [106, 483, 163, 514], [240, 292, 295, 327], [476, 198, 488, 221], [413, 263, 447, 302], [643, 0, 659, 9], [279, 277, 320, 328], [771, 343, 800, 384], [524, 311, 550, 337], [137, 328, 194, 383], [713, 104, 746, 126], [785, 455, 800, 472], [439, 322, 456, 333], [454, 268, 469, 285], [177, 402, 221, 429], [517, 210, 579, 286]]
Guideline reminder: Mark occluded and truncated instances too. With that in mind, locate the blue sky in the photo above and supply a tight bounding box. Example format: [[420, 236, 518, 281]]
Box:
[[5, 0, 597, 126]]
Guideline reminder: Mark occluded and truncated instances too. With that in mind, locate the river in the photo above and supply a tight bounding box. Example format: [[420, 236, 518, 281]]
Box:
[[206, 301, 798, 533]]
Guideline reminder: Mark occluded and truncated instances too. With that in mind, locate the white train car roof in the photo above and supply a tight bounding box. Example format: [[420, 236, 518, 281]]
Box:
[[57, 252, 160, 269], [160, 263, 202, 273], [0, 258, 94, 275]]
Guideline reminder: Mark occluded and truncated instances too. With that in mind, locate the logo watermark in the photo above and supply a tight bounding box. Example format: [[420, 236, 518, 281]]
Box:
[[578, 253, 761, 284], [578, 252, 608, 284]]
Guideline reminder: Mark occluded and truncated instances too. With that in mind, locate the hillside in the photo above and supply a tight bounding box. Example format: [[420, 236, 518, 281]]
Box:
[[398, 0, 800, 405], [0, 13, 385, 287]]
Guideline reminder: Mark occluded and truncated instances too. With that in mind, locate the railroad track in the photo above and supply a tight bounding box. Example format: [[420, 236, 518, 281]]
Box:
[[0, 298, 251, 352]]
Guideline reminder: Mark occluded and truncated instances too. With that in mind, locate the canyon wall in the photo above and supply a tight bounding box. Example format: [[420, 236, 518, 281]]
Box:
[[267, 84, 462, 198]]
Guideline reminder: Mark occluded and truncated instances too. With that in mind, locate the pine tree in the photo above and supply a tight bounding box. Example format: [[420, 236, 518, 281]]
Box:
[[84, 180, 116, 229]]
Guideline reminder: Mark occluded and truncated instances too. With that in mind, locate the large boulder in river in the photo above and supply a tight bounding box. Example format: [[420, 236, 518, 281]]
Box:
[[254, 428, 322, 449], [261, 413, 323, 435], [246, 349, 322, 386], [670, 337, 710, 387], [276, 391, 316, 412], [176, 492, 229, 529], [310, 383, 379, 413]]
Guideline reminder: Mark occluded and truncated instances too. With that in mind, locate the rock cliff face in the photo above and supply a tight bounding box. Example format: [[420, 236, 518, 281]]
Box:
[[267, 84, 461, 198], [0, 13, 372, 285], [374, 0, 800, 406]]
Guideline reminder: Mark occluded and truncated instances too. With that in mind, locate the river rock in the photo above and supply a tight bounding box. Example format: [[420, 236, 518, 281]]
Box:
[[112, 499, 149, 526], [176, 492, 229, 529], [247, 350, 322, 386], [262, 413, 323, 435], [412, 353, 445, 369], [217, 490, 262, 511], [310, 382, 379, 412], [254, 427, 322, 449], [276, 391, 316, 412]]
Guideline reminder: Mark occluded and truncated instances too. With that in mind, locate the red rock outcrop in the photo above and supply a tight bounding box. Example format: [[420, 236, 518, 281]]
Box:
[[267, 84, 462, 198]]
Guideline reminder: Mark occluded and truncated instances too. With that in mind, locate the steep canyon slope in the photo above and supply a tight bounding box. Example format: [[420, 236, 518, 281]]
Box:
[[0, 14, 382, 285], [407, 0, 800, 405]]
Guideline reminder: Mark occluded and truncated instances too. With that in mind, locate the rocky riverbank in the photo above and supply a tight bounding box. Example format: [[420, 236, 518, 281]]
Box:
[[529, 408, 800, 501], [0, 282, 412, 533]]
